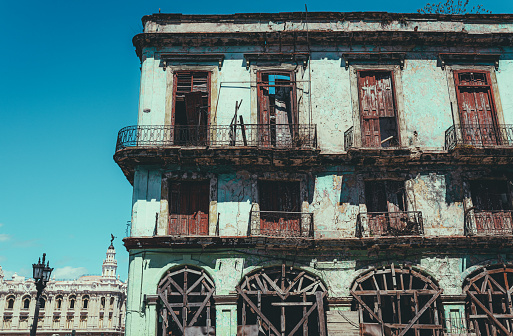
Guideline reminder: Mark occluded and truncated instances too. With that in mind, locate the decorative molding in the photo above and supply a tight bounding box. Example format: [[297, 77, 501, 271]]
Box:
[[342, 52, 406, 70], [213, 294, 238, 305], [243, 53, 309, 70], [439, 53, 500, 70], [160, 53, 225, 70], [145, 294, 159, 305]]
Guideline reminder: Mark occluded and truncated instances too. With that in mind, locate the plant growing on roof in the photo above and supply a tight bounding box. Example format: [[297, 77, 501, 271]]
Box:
[[418, 0, 491, 14]]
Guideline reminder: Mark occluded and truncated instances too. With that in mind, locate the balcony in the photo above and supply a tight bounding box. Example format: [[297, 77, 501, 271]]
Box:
[[115, 124, 319, 182], [116, 124, 317, 151], [249, 210, 314, 238], [445, 124, 513, 151], [357, 211, 424, 237], [343, 126, 411, 165], [465, 208, 513, 236]]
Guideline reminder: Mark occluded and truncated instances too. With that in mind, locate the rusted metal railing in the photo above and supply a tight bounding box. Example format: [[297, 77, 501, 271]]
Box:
[[445, 124, 513, 151], [357, 211, 424, 237], [249, 210, 314, 238], [444, 317, 472, 335], [344, 126, 354, 151], [464, 208, 513, 236], [168, 213, 209, 236], [116, 124, 317, 151]]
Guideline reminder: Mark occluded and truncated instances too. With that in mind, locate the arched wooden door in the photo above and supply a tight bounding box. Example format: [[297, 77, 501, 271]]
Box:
[[351, 265, 443, 336], [236, 264, 327, 336], [464, 264, 513, 336], [157, 266, 215, 336]]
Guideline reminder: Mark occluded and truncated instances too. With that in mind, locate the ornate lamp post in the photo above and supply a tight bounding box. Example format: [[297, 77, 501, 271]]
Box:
[[30, 253, 53, 336]]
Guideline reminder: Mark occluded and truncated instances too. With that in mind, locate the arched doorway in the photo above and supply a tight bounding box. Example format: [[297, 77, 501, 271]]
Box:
[[351, 264, 443, 336], [236, 264, 327, 336], [157, 265, 215, 336], [463, 264, 513, 336]]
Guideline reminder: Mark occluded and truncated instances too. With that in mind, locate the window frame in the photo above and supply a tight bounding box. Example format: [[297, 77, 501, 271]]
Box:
[[349, 64, 406, 149]]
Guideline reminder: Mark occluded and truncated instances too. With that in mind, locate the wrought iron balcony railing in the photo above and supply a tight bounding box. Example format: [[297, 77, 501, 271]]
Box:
[[444, 317, 472, 335], [249, 210, 314, 238], [464, 208, 513, 236], [344, 126, 354, 151], [445, 124, 513, 151], [344, 126, 400, 150], [116, 124, 317, 151], [357, 211, 424, 237]]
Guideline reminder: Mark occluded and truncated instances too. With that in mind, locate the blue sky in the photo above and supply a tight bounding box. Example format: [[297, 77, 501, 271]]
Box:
[[0, 0, 511, 281]]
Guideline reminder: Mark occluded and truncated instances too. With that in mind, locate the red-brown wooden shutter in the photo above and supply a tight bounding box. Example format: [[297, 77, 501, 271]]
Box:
[[455, 71, 498, 145], [358, 71, 397, 147]]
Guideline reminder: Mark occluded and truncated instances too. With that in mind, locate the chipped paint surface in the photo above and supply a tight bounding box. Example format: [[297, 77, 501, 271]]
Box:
[[120, 12, 513, 336]]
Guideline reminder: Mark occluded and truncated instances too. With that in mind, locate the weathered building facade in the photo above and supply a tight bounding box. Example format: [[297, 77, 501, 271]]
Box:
[[0, 243, 126, 335], [115, 12, 513, 336]]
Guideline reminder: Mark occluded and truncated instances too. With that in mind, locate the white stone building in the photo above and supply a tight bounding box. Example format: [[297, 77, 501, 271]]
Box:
[[0, 243, 126, 335]]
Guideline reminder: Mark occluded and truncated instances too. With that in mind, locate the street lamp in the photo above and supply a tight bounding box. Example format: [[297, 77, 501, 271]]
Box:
[[30, 253, 53, 336]]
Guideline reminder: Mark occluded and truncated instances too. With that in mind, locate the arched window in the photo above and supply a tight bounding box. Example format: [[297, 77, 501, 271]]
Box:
[[40, 297, 46, 309], [237, 264, 328, 336], [351, 264, 443, 336], [56, 295, 63, 310], [69, 295, 76, 309], [82, 296, 89, 309], [6, 295, 15, 309], [110, 297, 114, 307], [157, 266, 216, 336], [464, 264, 513, 336], [22, 296, 31, 309], [100, 297, 106, 309]]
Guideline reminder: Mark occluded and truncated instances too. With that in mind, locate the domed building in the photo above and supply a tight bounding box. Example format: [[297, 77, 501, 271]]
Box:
[[0, 242, 126, 335]]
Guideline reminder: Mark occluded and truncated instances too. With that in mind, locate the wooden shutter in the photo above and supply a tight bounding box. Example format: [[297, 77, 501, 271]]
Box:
[[173, 72, 210, 126], [454, 71, 498, 145], [358, 71, 397, 147]]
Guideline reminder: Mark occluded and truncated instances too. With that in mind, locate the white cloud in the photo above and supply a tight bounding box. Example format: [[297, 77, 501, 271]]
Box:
[[53, 266, 88, 280], [0, 234, 11, 242]]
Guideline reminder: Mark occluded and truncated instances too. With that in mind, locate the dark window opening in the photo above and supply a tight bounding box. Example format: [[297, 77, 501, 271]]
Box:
[[468, 180, 513, 234], [365, 181, 405, 213], [173, 72, 210, 146], [40, 298, 46, 309], [358, 71, 399, 148], [168, 181, 210, 235], [363, 181, 420, 236], [7, 298, 15, 309], [23, 298, 30, 309], [258, 181, 302, 236], [56, 297, 62, 310], [470, 180, 511, 211], [70, 297, 75, 309], [257, 71, 298, 147]]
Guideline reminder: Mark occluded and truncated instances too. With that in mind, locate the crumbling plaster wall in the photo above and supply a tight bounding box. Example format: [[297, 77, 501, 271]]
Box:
[[125, 249, 513, 336], [137, 45, 512, 152], [217, 172, 253, 236], [401, 57, 452, 149], [145, 19, 513, 35], [131, 168, 467, 238], [496, 56, 513, 124], [309, 171, 360, 238], [131, 167, 161, 237]]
